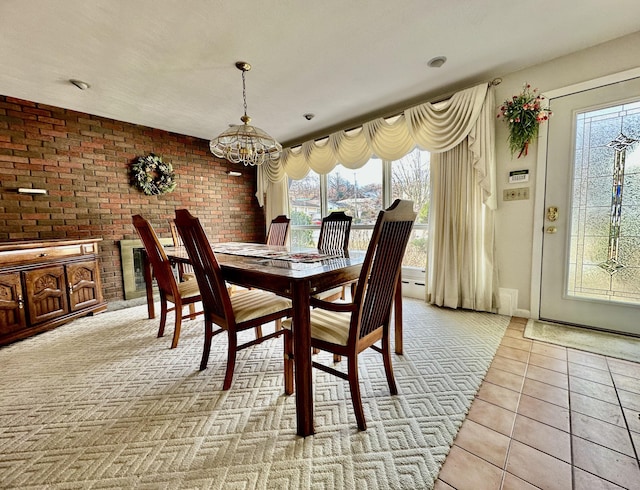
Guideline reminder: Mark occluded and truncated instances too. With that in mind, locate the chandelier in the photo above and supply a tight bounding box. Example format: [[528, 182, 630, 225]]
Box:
[[209, 61, 282, 166]]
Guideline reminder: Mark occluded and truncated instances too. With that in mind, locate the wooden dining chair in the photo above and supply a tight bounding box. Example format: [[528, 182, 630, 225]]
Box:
[[315, 211, 353, 302], [317, 211, 352, 251], [313, 211, 354, 360], [266, 215, 290, 246], [132, 215, 203, 349], [282, 199, 416, 430], [169, 219, 196, 282], [174, 209, 294, 391]]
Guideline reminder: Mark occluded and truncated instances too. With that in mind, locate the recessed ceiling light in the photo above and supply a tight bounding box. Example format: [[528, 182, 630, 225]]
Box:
[[427, 56, 447, 68], [69, 79, 90, 90]]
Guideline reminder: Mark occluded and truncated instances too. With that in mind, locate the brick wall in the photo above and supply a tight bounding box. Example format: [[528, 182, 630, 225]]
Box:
[[0, 95, 266, 301]]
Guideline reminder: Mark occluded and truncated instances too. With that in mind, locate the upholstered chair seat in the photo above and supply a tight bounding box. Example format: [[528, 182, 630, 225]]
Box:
[[229, 289, 291, 324], [166, 277, 200, 303]]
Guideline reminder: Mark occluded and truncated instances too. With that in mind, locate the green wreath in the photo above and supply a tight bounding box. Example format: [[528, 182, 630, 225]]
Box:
[[130, 154, 177, 196]]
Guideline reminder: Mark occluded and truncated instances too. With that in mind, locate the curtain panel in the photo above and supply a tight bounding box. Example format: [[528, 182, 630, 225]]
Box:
[[260, 82, 498, 312]]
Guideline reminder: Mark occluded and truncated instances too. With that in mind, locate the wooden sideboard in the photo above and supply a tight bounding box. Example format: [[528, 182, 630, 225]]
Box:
[[0, 238, 107, 346]]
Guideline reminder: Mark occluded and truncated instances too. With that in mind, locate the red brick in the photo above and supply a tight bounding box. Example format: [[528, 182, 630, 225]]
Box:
[[0, 94, 265, 302], [0, 141, 27, 150], [40, 128, 68, 138]]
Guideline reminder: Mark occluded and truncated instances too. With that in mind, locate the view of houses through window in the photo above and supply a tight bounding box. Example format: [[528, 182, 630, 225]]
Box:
[[289, 148, 430, 270]]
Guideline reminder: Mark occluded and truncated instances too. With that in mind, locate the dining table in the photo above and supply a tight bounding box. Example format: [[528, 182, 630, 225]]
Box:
[[142, 242, 404, 437]]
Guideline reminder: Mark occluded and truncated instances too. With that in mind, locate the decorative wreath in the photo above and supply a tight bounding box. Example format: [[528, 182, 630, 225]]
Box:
[[130, 153, 177, 196], [497, 83, 552, 158]]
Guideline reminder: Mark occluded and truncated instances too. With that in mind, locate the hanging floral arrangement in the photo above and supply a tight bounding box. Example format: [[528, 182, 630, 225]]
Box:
[[130, 153, 177, 196], [498, 83, 552, 158]]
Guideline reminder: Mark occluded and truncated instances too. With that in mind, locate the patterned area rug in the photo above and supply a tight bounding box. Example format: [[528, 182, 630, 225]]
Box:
[[0, 299, 508, 489]]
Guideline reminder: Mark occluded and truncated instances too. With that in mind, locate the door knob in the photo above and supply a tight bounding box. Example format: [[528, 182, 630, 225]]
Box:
[[546, 226, 557, 234], [547, 206, 559, 222]]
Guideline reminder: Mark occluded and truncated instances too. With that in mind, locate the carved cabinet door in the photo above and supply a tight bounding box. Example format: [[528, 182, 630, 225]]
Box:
[[24, 265, 69, 325], [0, 272, 27, 335], [67, 260, 103, 311]]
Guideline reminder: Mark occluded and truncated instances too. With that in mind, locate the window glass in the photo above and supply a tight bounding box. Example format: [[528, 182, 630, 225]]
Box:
[[327, 159, 382, 225], [391, 148, 430, 268], [288, 171, 320, 248], [567, 101, 640, 305]]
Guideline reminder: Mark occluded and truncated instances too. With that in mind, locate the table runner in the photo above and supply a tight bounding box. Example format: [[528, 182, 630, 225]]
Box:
[[212, 243, 340, 263]]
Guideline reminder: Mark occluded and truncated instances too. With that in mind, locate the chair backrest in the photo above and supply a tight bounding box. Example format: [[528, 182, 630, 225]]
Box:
[[132, 215, 179, 297], [317, 211, 352, 251], [351, 200, 416, 341], [173, 209, 233, 324], [169, 219, 182, 247], [266, 215, 290, 246]]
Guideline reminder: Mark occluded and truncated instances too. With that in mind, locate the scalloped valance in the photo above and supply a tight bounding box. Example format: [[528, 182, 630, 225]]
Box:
[[258, 82, 495, 210], [265, 82, 487, 176]]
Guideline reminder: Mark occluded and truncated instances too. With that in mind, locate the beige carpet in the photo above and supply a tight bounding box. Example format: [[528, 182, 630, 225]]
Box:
[[0, 299, 509, 489], [525, 319, 640, 363]]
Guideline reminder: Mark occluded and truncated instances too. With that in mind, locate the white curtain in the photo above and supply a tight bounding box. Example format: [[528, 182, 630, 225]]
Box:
[[264, 83, 499, 312], [257, 164, 289, 238], [427, 142, 498, 311], [419, 85, 499, 311]]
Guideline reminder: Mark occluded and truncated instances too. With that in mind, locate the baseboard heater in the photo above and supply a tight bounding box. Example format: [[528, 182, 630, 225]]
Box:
[[401, 268, 426, 299]]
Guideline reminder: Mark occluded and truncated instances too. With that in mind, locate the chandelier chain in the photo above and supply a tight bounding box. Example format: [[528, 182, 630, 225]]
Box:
[[241, 70, 248, 119]]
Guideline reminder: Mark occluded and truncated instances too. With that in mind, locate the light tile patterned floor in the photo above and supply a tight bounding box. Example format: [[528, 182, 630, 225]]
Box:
[[435, 317, 640, 490]]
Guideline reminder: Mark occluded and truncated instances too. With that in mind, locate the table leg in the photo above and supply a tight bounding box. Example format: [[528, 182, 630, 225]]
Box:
[[142, 251, 155, 319], [291, 280, 314, 437], [394, 277, 403, 355]]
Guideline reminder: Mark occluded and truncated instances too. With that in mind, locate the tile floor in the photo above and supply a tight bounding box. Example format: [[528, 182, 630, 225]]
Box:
[[435, 317, 640, 490]]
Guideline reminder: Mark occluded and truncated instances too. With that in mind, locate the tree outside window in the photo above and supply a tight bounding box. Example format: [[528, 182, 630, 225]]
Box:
[[391, 149, 430, 268]]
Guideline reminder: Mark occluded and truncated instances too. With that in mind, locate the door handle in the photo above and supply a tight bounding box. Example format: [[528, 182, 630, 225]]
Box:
[[547, 206, 559, 222], [546, 226, 557, 234]]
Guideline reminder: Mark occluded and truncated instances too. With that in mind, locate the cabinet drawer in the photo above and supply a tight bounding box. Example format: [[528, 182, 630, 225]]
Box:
[[0, 244, 88, 267]]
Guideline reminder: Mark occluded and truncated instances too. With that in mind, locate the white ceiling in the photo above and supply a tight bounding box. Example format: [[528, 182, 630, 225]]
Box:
[[2, 1, 640, 148]]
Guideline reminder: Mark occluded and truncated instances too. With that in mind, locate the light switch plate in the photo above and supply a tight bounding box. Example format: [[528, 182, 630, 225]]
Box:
[[503, 187, 530, 201]]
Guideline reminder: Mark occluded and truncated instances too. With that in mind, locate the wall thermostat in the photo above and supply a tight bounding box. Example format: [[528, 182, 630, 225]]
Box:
[[509, 169, 529, 183]]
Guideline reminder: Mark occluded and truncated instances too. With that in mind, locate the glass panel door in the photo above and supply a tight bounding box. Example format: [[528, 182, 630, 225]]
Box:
[[540, 77, 640, 335]]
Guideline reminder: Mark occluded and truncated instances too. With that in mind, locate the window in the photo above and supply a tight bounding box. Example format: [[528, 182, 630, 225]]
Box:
[[391, 149, 430, 268], [327, 158, 383, 251], [288, 148, 430, 270], [567, 101, 640, 305], [289, 170, 321, 248]]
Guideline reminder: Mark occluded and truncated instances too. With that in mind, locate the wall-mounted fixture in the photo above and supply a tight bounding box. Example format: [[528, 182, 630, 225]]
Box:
[[69, 79, 90, 90], [18, 188, 47, 195], [226, 170, 242, 177], [508, 169, 529, 184], [303, 113, 315, 121]]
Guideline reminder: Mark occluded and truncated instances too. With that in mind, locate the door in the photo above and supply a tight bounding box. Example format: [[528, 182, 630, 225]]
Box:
[[24, 265, 69, 325], [540, 76, 640, 335], [67, 260, 103, 311], [0, 272, 27, 338]]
